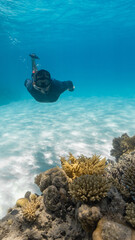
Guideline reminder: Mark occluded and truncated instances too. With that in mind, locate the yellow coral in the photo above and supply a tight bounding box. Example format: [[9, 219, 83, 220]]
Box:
[[69, 174, 111, 202], [30, 194, 37, 202], [22, 199, 40, 222], [16, 198, 29, 207], [61, 153, 107, 180]]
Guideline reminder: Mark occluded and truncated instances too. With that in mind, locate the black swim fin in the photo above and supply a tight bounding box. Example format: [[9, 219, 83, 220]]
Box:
[[29, 53, 40, 59]]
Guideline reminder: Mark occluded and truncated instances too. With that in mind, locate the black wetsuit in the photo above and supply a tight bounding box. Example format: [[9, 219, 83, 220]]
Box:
[[24, 78, 73, 103]]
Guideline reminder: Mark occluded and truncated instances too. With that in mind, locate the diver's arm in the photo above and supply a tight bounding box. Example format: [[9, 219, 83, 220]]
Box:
[[53, 79, 74, 94], [24, 79, 33, 91], [29, 54, 39, 80], [32, 58, 38, 72]]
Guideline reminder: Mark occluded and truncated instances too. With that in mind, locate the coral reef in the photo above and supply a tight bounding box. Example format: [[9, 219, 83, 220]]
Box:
[[43, 185, 61, 212], [15, 194, 41, 223], [110, 133, 135, 161], [35, 167, 68, 192], [61, 153, 107, 179], [122, 161, 135, 201], [77, 204, 102, 232], [69, 174, 111, 202], [110, 151, 135, 201], [110, 160, 130, 199], [99, 187, 126, 223], [0, 167, 86, 240], [35, 167, 72, 218], [22, 197, 40, 222], [1, 149, 135, 239], [125, 202, 135, 228], [16, 198, 29, 208]]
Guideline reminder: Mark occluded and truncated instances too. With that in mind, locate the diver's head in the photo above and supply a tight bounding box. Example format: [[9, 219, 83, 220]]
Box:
[[35, 69, 51, 88]]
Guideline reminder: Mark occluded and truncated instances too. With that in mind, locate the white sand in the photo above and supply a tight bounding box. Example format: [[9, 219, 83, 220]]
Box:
[[0, 96, 135, 218]]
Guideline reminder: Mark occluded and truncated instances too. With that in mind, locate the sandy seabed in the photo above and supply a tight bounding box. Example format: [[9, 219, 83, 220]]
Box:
[[0, 96, 135, 218]]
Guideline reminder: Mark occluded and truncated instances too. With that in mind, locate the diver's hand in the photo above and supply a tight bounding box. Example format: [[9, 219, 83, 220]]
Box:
[[68, 86, 75, 92]]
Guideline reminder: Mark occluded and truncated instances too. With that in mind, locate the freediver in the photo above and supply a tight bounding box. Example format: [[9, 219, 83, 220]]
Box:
[[24, 54, 75, 103]]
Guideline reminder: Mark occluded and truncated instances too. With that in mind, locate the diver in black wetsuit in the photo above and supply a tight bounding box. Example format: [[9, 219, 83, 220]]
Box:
[[24, 54, 75, 103]]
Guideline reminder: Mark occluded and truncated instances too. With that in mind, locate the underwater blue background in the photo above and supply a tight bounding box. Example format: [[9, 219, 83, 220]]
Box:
[[0, 0, 135, 218], [0, 0, 135, 102]]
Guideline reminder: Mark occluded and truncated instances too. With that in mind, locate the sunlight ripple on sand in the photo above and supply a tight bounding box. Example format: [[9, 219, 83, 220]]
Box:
[[0, 97, 135, 218]]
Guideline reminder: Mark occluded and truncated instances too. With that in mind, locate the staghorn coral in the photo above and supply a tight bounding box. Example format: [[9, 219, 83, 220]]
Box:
[[125, 202, 135, 228], [69, 174, 111, 202], [61, 153, 107, 180], [110, 133, 135, 161], [22, 198, 40, 222]]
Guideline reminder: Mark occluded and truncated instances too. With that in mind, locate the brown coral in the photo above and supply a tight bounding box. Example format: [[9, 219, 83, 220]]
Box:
[[78, 204, 102, 232], [110, 133, 135, 161], [43, 185, 61, 212], [69, 174, 111, 202], [126, 136, 135, 151], [35, 167, 68, 192], [121, 162, 135, 201], [125, 202, 135, 228], [110, 152, 135, 200], [61, 153, 107, 180]]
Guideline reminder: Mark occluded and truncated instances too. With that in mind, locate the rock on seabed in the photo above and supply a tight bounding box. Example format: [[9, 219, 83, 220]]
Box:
[[93, 218, 135, 240]]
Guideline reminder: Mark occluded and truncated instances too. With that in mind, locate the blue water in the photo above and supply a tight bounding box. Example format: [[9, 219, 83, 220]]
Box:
[[0, 0, 135, 218], [0, 0, 135, 102]]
